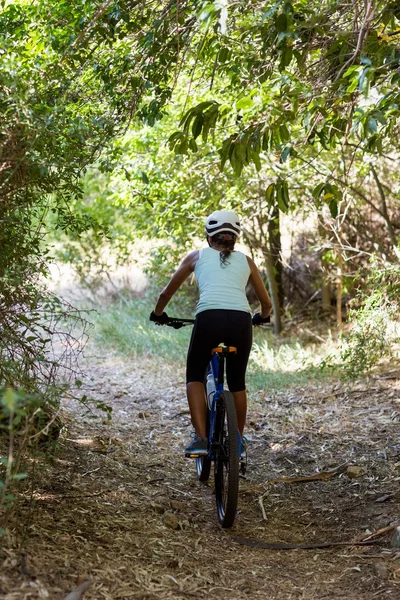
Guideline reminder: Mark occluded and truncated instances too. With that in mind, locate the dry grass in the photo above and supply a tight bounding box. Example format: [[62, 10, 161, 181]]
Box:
[[1, 352, 400, 599]]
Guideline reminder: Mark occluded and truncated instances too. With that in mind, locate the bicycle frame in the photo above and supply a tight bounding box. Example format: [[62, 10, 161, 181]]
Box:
[[163, 316, 250, 527], [206, 351, 225, 460], [165, 318, 228, 458]]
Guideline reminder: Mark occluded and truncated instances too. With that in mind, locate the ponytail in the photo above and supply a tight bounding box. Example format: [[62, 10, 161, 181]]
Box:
[[210, 233, 236, 268]]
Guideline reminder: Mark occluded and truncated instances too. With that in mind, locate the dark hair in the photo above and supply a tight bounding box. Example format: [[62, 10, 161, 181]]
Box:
[[211, 232, 236, 268]]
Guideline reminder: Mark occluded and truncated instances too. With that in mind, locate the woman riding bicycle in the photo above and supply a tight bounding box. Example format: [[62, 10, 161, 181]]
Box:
[[150, 210, 272, 457]]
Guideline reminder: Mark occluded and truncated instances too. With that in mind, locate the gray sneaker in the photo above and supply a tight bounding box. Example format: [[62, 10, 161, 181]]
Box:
[[240, 435, 248, 458], [185, 434, 208, 458]]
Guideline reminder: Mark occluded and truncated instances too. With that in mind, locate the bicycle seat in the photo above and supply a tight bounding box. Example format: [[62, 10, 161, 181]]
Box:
[[212, 345, 237, 355]]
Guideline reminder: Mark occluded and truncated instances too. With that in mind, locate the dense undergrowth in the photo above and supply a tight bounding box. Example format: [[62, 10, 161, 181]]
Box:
[[336, 262, 400, 379]]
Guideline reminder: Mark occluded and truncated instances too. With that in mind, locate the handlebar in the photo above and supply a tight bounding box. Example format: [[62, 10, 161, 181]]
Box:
[[165, 318, 195, 329], [164, 315, 271, 329]]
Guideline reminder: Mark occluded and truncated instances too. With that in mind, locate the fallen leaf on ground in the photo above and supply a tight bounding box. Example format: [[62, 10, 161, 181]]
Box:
[[63, 579, 93, 600]]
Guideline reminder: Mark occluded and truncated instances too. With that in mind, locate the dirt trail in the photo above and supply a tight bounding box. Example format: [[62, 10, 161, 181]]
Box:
[[2, 353, 400, 599]]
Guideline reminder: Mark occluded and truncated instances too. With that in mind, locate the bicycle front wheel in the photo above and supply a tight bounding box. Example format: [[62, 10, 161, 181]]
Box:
[[214, 391, 239, 528]]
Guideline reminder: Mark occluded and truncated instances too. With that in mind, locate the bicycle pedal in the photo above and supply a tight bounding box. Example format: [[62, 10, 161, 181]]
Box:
[[185, 452, 206, 458]]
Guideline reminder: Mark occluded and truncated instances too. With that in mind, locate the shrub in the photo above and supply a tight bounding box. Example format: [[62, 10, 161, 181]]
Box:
[[337, 259, 400, 379]]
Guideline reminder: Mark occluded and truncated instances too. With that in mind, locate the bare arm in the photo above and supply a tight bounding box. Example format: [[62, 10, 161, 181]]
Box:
[[154, 250, 199, 315], [246, 256, 272, 318]]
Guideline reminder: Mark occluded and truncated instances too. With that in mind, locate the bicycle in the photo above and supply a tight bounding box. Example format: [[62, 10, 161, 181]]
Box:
[[166, 317, 245, 528]]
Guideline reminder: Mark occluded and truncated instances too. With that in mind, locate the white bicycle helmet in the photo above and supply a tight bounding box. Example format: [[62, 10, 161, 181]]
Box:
[[205, 210, 241, 237]]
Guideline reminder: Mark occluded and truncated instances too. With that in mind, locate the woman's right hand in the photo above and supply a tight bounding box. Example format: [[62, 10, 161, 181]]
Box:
[[252, 312, 270, 326]]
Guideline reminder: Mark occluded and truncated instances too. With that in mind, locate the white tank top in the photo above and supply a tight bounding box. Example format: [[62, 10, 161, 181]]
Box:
[[194, 247, 251, 315]]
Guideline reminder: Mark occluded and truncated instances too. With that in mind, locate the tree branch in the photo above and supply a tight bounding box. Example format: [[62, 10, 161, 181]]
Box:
[[334, 0, 376, 82], [370, 165, 397, 247]]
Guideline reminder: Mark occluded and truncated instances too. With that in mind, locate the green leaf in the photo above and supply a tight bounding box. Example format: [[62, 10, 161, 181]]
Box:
[[366, 117, 378, 134], [328, 198, 338, 218], [218, 47, 230, 63], [192, 113, 204, 140], [358, 67, 370, 93], [276, 13, 288, 32], [236, 96, 254, 110], [276, 180, 289, 213], [252, 151, 261, 171], [343, 65, 359, 78], [312, 182, 325, 200], [280, 46, 293, 69], [262, 4, 279, 20], [192, 100, 216, 113], [347, 76, 360, 93], [262, 131, 270, 151], [391, 72, 400, 85], [11, 473, 27, 480], [360, 56, 372, 66], [179, 101, 215, 130], [201, 105, 219, 143], [229, 150, 243, 176], [280, 145, 291, 162], [176, 138, 189, 154], [234, 142, 247, 163], [201, 121, 211, 143], [168, 131, 185, 151], [265, 183, 275, 205], [230, 143, 245, 176], [219, 137, 233, 172], [279, 124, 290, 143], [18, 315, 31, 324], [3, 388, 16, 411], [188, 138, 198, 152], [374, 112, 387, 125]]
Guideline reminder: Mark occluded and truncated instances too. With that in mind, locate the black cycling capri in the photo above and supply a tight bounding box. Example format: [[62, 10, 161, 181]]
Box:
[[186, 309, 252, 392]]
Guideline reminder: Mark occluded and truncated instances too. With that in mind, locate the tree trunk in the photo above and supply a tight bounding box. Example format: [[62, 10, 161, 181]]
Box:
[[336, 249, 343, 334], [268, 206, 284, 310], [321, 278, 331, 315], [371, 165, 397, 250], [243, 221, 283, 335], [263, 248, 283, 335]]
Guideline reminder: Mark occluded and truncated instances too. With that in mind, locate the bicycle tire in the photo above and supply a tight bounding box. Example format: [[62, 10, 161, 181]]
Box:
[[196, 388, 211, 482], [214, 390, 239, 528]]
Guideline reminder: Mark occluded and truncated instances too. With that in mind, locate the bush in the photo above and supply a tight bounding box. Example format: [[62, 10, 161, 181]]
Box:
[[337, 259, 400, 379]]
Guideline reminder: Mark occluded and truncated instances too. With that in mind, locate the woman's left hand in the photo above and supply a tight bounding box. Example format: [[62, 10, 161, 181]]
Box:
[[149, 311, 170, 325]]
